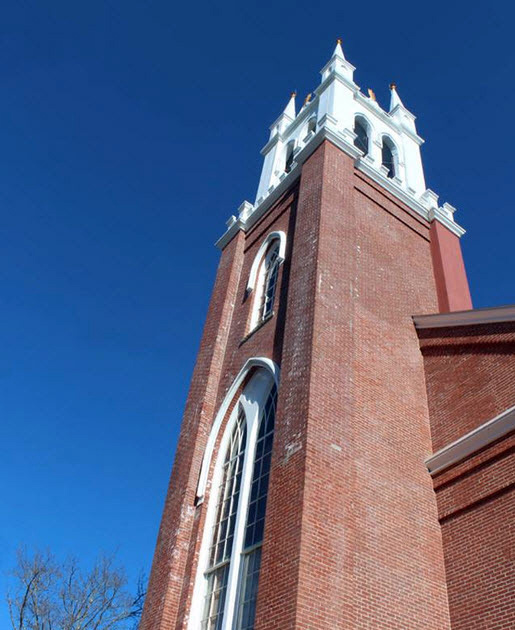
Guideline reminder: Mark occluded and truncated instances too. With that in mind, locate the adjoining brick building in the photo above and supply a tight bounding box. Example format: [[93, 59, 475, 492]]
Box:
[[141, 41, 514, 630]]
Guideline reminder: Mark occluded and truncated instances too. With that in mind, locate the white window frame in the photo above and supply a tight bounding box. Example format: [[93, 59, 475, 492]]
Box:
[[190, 359, 280, 630], [246, 232, 286, 332]]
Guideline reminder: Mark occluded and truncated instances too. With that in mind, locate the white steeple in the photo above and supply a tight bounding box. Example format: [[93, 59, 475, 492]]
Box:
[[219, 39, 465, 250]]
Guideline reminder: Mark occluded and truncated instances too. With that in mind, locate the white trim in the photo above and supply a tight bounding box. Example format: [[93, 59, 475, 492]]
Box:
[[413, 304, 515, 329], [215, 124, 466, 250], [426, 405, 515, 475], [189, 363, 278, 630], [428, 207, 466, 237], [246, 231, 286, 292], [196, 357, 280, 501]]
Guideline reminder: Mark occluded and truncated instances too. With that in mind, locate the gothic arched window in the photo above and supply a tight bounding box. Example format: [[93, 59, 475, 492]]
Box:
[[202, 407, 247, 629], [354, 116, 369, 156], [247, 233, 286, 332], [235, 385, 276, 628], [381, 137, 397, 179], [198, 373, 278, 630]]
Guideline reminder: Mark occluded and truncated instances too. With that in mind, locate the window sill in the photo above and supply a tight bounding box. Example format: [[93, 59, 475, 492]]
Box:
[[239, 312, 274, 346]]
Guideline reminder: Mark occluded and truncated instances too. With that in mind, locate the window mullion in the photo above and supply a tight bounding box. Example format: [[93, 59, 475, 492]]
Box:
[[220, 408, 260, 630]]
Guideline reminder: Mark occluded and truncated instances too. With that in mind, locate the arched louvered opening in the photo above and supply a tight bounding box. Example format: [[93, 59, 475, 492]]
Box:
[[354, 116, 370, 156], [285, 140, 295, 173], [381, 136, 397, 179]]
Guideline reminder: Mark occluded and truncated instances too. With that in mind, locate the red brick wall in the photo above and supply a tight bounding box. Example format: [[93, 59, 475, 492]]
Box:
[[432, 434, 515, 629], [419, 322, 515, 630], [255, 141, 450, 629], [418, 322, 515, 452], [142, 140, 453, 629], [429, 220, 472, 313]]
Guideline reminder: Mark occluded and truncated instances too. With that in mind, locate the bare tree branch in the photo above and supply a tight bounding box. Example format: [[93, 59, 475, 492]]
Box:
[[6, 548, 146, 630]]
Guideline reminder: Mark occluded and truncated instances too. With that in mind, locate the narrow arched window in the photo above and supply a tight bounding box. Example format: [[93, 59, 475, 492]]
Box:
[[201, 407, 247, 629], [246, 232, 286, 333], [260, 242, 280, 320], [251, 240, 280, 330], [307, 117, 317, 135], [354, 117, 369, 156], [381, 137, 396, 178], [285, 140, 295, 173]]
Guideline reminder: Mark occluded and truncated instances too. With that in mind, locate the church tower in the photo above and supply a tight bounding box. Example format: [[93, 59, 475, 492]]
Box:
[[141, 41, 473, 630]]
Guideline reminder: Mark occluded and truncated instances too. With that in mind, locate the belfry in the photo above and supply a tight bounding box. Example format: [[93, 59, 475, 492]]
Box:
[[141, 41, 515, 630]]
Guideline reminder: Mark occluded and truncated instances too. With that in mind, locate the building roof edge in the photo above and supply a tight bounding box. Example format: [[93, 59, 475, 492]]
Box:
[[413, 304, 515, 329]]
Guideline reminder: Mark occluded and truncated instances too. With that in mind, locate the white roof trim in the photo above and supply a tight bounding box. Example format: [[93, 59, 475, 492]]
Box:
[[426, 405, 515, 476], [414, 304, 515, 329]]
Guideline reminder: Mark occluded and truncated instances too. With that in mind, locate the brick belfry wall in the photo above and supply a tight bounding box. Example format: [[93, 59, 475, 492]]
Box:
[[141, 139, 453, 630]]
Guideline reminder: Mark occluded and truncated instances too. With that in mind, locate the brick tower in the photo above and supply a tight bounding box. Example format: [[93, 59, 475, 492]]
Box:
[[140, 41, 478, 630]]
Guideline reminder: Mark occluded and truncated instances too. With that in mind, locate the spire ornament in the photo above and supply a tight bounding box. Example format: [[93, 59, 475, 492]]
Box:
[[333, 38, 345, 60], [282, 91, 296, 120], [389, 83, 405, 111]]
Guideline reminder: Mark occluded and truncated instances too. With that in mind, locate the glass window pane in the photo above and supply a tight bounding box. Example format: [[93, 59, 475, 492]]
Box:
[[235, 385, 277, 630], [259, 245, 280, 323], [202, 407, 247, 629], [235, 548, 262, 630], [201, 564, 229, 630]]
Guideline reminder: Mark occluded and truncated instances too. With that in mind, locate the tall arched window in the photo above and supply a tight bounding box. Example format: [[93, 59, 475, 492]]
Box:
[[247, 233, 286, 332], [235, 385, 276, 628], [202, 407, 247, 629], [307, 117, 317, 135], [195, 370, 278, 630], [381, 137, 397, 178], [354, 116, 369, 156]]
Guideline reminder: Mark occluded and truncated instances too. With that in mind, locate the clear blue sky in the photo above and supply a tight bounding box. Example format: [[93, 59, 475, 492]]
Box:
[[1, 0, 513, 624]]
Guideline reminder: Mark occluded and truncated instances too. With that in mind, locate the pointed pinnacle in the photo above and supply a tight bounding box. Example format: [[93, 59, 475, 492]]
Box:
[[283, 91, 296, 119], [389, 83, 405, 111], [333, 38, 345, 59]]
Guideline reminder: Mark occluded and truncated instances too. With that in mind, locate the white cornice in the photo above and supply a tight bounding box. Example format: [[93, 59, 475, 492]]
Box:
[[413, 304, 515, 329], [428, 207, 466, 237], [216, 125, 465, 248], [260, 99, 320, 156], [260, 134, 280, 156], [426, 405, 515, 475]]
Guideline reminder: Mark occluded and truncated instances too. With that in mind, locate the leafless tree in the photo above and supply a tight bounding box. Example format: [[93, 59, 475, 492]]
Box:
[[6, 548, 145, 630]]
